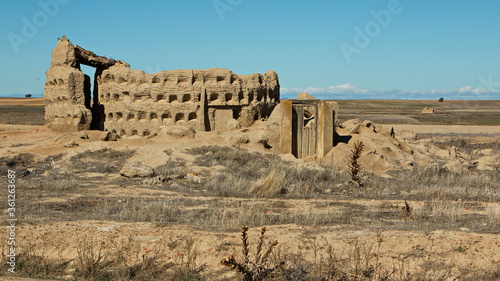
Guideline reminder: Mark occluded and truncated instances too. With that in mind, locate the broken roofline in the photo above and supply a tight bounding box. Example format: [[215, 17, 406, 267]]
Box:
[[74, 45, 119, 68], [44, 36, 280, 134]]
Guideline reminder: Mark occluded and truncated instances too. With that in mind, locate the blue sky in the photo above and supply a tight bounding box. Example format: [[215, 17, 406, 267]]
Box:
[[1, 0, 500, 99]]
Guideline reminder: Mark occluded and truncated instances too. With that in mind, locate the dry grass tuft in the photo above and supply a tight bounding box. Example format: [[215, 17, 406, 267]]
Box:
[[74, 236, 114, 280], [9, 234, 203, 281], [190, 145, 340, 198], [3, 152, 35, 168], [154, 158, 187, 177], [486, 204, 500, 228], [70, 148, 134, 173], [251, 167, 287, 196]]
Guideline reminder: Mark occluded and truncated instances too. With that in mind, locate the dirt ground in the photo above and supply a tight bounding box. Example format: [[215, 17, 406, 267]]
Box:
[[389, 124, 500, 135], [0, 98, 44, 126], [0, 98, 499, 280], [336, 99, 500, 126]]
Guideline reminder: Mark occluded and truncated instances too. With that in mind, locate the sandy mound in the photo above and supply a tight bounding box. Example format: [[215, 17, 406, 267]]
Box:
[[1, 120, 497, 178], [323, 119, 499, 175]]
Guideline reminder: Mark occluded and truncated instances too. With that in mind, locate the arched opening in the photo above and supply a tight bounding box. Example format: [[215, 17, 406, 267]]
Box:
[[161, 112, 171, 124], [169, 95, 178, 103], [175, 113, 184, 122], [138, 111, 146, 121]]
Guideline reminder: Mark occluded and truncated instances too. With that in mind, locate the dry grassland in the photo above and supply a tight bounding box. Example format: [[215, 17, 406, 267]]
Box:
[[0, 98, 499, 280]]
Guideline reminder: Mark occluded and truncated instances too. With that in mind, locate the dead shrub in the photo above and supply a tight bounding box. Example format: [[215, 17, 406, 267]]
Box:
[[221, 226, 282, 281], [2, 153, 35, 168], [348, 141, 365, 187], [6, 241, 70, 279], [110, 237, 202, 281], [74, 236, 114, 280]]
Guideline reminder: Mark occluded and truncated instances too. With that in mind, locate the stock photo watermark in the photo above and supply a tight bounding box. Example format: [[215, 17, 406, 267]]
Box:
[[340, 0, 404, 64], [6, 169, 17, 273], [213, 0, 243, 21], [477, 74, 500, 91], [7, 0, 71, 54], [145, 64, 164, 74]]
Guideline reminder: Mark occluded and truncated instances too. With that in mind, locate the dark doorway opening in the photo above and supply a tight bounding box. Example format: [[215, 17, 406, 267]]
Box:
[[80, 65, 105, 130], [81, 65, 94, 110], [74, 44, 120, 131]]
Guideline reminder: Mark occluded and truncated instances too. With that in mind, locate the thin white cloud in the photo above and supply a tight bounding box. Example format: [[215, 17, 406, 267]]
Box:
[[281, 84, 500, 100]]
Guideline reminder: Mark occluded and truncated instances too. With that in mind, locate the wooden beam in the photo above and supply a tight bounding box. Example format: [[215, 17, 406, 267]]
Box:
[[74, 45, 120, 68]]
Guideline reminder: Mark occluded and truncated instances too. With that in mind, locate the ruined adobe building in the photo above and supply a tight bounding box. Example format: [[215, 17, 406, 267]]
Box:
[[44, 37, 280, 135], [44, 37, 337, 159]]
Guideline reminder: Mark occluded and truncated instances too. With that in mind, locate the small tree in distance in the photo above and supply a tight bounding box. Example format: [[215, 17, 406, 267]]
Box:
[[25, 94, 32, 98], [438, 97, 444, 102]]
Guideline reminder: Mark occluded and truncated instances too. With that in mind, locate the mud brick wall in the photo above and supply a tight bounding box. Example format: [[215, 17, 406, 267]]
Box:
[[43, 37, 280, 135]]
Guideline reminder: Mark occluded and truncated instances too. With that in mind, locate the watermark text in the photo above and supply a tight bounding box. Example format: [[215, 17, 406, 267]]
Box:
[[213, 0, 243, 22], [340, 0, 404, 63], [7, 0, 71, 54], [6, 170, 17, 273]]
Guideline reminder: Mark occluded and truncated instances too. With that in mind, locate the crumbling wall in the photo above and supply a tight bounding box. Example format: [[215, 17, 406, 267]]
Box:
[[98, 66, 279, 137], [43, 37, 280, 135], [44, 38, 92, 132]]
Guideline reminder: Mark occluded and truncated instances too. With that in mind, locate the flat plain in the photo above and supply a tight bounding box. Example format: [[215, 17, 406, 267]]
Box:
[[0, 98, 499, 280]]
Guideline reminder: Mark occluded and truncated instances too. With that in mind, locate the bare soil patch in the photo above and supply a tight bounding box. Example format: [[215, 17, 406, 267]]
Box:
[[0, 97, 499, 279], [0, 98, 44, 125], [0, 98, 44, 106], [337, 100, 500, 126], [0, 121, 499, 280]]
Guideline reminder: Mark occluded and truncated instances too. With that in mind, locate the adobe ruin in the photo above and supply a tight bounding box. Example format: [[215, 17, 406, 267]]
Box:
[[43, 37, 280, 135], [44, 37, 340, 159]]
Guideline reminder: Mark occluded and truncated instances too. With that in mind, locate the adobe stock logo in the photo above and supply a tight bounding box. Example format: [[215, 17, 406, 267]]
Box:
[[7, 0, 71, 54], [340, 0, 404, 64], [213, 0, 243, 22], [478, 74, 500, 91]]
